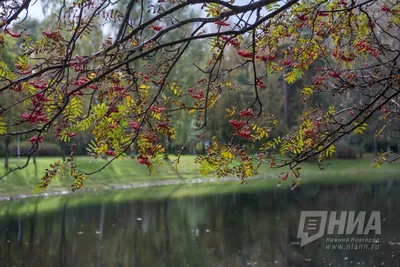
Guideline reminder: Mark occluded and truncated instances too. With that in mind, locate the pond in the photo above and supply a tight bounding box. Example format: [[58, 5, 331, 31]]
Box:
[[0, 181, 399, 267]]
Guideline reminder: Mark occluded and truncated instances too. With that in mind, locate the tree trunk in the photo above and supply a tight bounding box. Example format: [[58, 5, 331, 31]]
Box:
[[33, 155, 37, 167], [192, 140, 197, 155], [4, 136, 10, 170], [164, 136, 169, 160], [282, 71, 289, 127], [17, 133, 20, 159], [61, 143, 66, 162]]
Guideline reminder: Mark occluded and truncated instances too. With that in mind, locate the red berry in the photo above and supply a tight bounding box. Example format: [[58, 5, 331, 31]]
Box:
[[239, 108, 254, 117], [229, 120, 246, 131], [129, 121, 140, 131], [215, 20, 230, 27], [29, 135, 43, 143], [151, 25, 163, 31], [4, 28, 22, 38], [237, 50, 253, 58], [137, 154, 151, 166], [105, 149, 116, 156]]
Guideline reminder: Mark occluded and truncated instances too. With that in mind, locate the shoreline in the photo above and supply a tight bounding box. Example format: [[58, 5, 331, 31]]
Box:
[[0, 173, 399, 218], [1, 155, 400, 202], [2, 170, 400, 202], [0, 176, 256, 201]]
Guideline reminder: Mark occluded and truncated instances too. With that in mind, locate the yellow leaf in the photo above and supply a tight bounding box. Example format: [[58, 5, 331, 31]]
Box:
[[139, 84, 150, 90], [221, 151, 234, 159], [0, 116, 6, 135], [284, 71, 296, 84], [301, 87, 313, 96]]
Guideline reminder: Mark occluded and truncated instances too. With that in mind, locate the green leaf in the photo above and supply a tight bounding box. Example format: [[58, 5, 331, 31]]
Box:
[[325, 145, 336, 158], [200, 159, 214, 176], [327, 106, 335, 116], [293, 68, 304, 79], [353, 122, 368, 135]]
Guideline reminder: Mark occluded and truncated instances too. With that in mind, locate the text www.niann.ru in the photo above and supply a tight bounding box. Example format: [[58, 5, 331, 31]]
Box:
[[325, 244, 380, 250]]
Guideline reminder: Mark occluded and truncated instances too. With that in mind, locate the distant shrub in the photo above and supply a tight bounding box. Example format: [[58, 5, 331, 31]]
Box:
[[334, 140, 357, 159], [361, 138, 399, 154], [305, 157, 318, 162], [0, 143, 4, 156], [5, 141, 62, 157]]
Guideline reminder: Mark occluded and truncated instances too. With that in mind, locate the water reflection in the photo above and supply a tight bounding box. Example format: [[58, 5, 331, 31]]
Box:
[[1, 182, 400, 266]]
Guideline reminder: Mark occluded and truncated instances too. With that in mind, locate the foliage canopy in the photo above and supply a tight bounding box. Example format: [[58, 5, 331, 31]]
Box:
[[0, 0, 400, 191]]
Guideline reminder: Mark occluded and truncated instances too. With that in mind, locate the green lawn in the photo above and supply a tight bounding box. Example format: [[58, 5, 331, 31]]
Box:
[[0, 154, 399, 197], [0, 154, 399, 217]]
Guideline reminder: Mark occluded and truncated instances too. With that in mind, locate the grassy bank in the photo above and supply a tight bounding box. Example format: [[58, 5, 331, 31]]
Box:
[[0, 154, 399, 217], [0, 154, 399, 197], [1, 172, 399, 218]]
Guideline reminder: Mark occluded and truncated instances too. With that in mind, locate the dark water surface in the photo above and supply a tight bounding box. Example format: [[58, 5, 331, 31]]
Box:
[[1, 182, 400, 267]]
